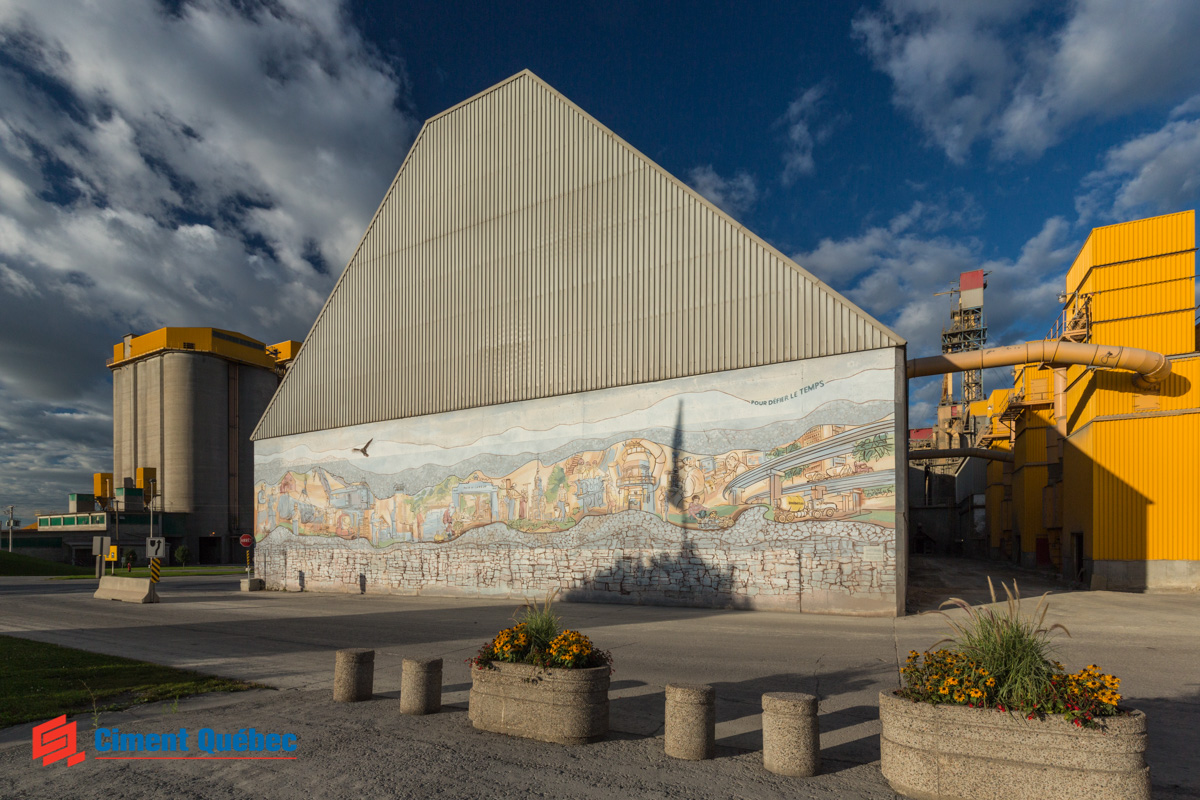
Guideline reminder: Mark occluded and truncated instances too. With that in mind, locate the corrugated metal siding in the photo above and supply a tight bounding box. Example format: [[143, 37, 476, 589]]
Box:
[[253, 71, 901, 441], [1065, 237, 1093, 295], [1092, 414, 1200, 561], [1062, 422, 1093, 558], [1091, 210, 1194, 267], [1012, 409, 1052, 556], [1067, 210, 1194, 295], [1091, 311, 1195, 358]]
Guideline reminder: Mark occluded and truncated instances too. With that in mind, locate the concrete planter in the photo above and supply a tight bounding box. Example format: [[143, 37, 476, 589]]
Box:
[[468, 662, 609, 745], [879, 691, 1149, 800]]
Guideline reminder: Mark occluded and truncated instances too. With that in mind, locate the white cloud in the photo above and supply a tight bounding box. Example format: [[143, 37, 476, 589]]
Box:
[[855, 0, 1200, 161], [0, 0, 418, 517], [795, 210, 1077, 363], [1077, 96, 1200, 220], [687, 165, 758, 219], [780, 84, 834, 183]]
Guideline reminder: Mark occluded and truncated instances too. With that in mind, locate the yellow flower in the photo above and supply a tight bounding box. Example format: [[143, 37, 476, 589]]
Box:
[[938, 686, 949, 695]]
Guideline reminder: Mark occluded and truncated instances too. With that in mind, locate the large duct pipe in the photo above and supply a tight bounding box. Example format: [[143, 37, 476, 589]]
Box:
[[907, 448, 1014, 463], [907, 341, 1171, 390], [1053, 368, 1068, 438]]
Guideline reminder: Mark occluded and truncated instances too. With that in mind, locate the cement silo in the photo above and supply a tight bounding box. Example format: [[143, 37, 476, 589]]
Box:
[[110, 328, 294, 562]]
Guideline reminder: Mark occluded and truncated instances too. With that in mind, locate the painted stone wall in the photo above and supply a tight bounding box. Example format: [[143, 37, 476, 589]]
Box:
[[253, 349, 904, 615]]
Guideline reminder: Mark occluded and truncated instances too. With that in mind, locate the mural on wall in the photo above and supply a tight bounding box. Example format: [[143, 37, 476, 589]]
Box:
[[253, 353, 899, 549]]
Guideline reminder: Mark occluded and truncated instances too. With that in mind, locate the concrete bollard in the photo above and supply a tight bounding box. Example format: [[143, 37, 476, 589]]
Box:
[[333, 648, 374, 702], [664, 683, 716, 760], [762, 692, 820, 777], [400, 657, 443, 715]]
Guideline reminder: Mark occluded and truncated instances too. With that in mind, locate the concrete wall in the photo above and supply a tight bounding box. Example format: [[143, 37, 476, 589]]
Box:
[[254, 349, 906, 615]]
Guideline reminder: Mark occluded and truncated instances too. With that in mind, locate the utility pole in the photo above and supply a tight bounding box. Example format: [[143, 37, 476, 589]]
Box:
[[5, 505, 14, 553], [149, 478, 156, 553]]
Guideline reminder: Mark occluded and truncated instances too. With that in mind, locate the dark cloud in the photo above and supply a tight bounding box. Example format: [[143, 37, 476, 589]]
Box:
[[0, 0, 419, 520]]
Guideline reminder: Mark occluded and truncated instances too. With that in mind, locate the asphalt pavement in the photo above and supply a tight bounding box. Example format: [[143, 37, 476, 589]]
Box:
[[1, 557, 1197, 799]]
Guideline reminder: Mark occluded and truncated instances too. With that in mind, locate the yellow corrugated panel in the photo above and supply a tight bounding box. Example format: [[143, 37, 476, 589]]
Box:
[[130, 329, 168, 358], [92, 472, 114, 498], [1013, 464, 1049, 554], [1086, 251, 1193, 294], [1065, 210, 1193, 295], [1064, 365, 1095, 432], [1066, 236, 1094, 295], [269, 341, 301, 363], [110, 327, 275, 370], [1092, 311, 1196, 358], [1062, 423, 1093, 559], [1092, 414, 1200, 561], [1091, 210, 1194, 267], [1081, 355, 1200, 418]]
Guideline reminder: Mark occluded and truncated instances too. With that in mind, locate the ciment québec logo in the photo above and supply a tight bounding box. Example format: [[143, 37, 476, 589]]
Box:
[[32, 716, 86, 767], [33, 718, 298, 765]]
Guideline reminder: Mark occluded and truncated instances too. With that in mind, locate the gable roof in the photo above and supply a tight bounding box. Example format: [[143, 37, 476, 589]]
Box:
[[252, 70, 902, 441]]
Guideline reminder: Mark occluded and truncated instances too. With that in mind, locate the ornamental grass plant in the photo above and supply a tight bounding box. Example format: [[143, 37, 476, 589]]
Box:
[[468, 590, 612, 671], [897, 579, 1123, 727]]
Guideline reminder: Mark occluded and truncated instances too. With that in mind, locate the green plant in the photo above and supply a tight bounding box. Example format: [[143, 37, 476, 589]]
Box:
[[123, 550, 137, 568], [467, 589, 612, 671], [516, 589, 562, 653], [81, 681, 101, 730], [173, 545, 191, 567], [897, 580, 1122, 726], [936, 579, 1066, 709]]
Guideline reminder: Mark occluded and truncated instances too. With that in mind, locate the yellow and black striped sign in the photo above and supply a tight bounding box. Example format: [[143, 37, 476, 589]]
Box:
[[149, 558, 161, 583]]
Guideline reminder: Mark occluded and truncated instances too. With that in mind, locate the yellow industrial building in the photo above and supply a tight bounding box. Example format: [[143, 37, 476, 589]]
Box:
[[976, 210, 1198, 589]]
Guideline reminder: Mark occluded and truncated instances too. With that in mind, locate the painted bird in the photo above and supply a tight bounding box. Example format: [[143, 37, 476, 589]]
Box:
[[353, 438, 373, 457]]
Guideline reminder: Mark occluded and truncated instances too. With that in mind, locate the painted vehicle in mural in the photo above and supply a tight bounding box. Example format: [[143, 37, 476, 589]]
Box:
[[253, 417, 897, 547]]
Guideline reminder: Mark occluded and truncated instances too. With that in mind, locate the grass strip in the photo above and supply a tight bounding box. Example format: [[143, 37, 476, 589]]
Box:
[[0, 635, 264, 728], [0, 551, 92, 576]]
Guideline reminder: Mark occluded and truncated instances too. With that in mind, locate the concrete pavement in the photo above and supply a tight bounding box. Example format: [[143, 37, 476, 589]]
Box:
[[1, 557, 1197, 798]]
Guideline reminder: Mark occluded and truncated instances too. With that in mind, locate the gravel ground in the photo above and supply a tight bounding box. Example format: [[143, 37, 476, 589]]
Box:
[[2, 689, 898, 800]]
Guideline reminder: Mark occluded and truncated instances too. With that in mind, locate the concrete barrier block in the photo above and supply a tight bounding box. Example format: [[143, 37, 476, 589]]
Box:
[[400, 657, 443, 715], [240, 578, 265, 592], [762, 691, 820, 777], [333, 648, 374, 702], [664, 683, 715, 760], [94, 576, 159, 604]]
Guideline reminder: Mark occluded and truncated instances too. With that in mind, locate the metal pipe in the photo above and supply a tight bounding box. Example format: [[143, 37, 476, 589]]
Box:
[[1053, 368, 1068, 438], [908, 448, 1014, 463], [906, 341, 1171, 389]]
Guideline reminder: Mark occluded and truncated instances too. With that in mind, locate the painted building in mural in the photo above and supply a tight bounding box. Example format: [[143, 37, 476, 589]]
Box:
[[251, 71, 909, 615]]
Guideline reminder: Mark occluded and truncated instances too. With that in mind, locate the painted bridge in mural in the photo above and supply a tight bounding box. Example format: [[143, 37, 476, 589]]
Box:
[[724, 418, 895, 507]]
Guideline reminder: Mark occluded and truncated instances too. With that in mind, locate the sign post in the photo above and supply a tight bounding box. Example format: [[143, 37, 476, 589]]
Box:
[[239, 534, 253, 577], [92, 536, 111, 580], [145, 537, 165, 584]]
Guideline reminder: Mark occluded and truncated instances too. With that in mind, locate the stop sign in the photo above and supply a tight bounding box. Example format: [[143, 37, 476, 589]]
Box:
[[239, 534, 254, 548]]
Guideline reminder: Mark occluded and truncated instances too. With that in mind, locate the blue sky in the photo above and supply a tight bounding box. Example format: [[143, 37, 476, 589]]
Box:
[[1, 0, 1199, 520]]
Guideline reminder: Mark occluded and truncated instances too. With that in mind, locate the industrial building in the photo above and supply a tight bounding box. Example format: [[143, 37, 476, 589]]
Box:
[[251, 71, 910, 616], [911, 210, 1198, 591], [35, 328, 298, 564]]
